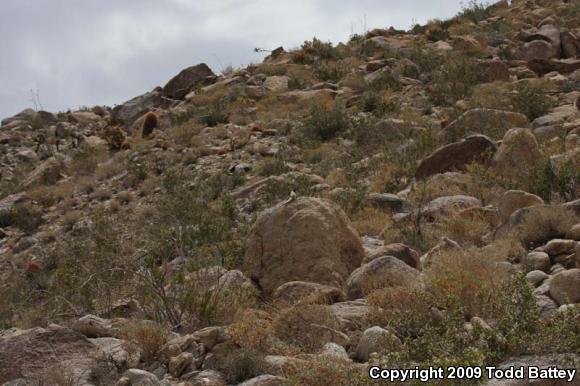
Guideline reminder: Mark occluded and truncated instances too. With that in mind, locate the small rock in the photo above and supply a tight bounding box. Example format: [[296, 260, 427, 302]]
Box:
[[526, 270, 549, 287], [544, 239, 577, 256], [523, 252, 551, 273], [354, 326, 402, 362]]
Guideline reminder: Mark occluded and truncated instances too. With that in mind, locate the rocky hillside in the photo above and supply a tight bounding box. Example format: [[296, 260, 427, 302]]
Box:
[[1, 0, 580, 385]]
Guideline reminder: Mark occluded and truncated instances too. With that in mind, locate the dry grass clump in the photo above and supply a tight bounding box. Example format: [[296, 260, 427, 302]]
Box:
[[283, 356, 371, 386], [425, 247, 508, 318], [272, 303, 339, 352], [351, 207, 392, 237], [120, 321, 169, 364], [229, 309, 274, 352], [515, 205, 579, 248]]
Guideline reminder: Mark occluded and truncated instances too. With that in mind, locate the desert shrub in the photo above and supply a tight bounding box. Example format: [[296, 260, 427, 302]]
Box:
[[313, 61, 347, 83], [425, 248, 507, 318], [255, 157, 290, 177], [121, 321, 169, 363], [351, 207, 392, 236], [457, 0, 492, 23], [229, 309, 274, 352], [284, 357, 372, 386], [302, 104, 350, 141], [369, 70, 402, 92], [428, 57, 481, 106], [198, 99, 229, 127], [300, 38, 339, 61], [273, 304, 339, 352], [516, 206, 578, 248], [221, 348, 268, 384], [511, 83, 555, 121], [68, 144, 105, 177], [3, 203, 45, 234], [432, 211, 493, 246]]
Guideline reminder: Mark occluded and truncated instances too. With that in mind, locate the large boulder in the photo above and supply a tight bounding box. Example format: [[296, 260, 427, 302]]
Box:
[[273, 281, 346, 305], [0, 325, 103, 383], [561, 31, 580, 59], [476, 59, 510, 82], [492, 128, 542, 179], [497, 190, 544, 224], [111, 88, 177, 128], [163, 63, 216, 100], [444, 108, 529, 141], [346, 256, 422, 300], [518, 40, 554, 61], [354, 326, 402, 362], [364, 243, 421, 268], [415, 135, 497, 180], [244, 197, 364, 297], [549, 269, 580, 305]]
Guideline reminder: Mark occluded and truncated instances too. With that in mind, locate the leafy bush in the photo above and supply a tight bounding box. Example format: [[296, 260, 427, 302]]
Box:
[[221, 348, 267, 384], [121, 321, 169, 363], [512, 83, 555, 121], [428, 58, 481, 106], [303, 104, 350, 141]]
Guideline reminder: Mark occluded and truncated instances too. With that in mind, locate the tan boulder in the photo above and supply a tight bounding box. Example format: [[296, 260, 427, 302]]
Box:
[[163, 63, 216, 100], [346, 256, 422, 299], [273, 281, 346, 305], [0, 325, 103, 383], [549, 269, 580, 305], [497, 190, 544, 224], [544, 239, 577, 256], [444, 108, 529, 141], [415, 135, 497, 180], [244, 197, 364, 297], [492, 128, 543, 179]]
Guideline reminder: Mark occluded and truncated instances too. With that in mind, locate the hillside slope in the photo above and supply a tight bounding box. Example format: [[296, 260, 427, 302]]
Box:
[[0, 0, 579, 385]]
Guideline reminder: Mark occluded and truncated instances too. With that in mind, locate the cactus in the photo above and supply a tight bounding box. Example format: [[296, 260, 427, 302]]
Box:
[[142, 112, 158, 137]]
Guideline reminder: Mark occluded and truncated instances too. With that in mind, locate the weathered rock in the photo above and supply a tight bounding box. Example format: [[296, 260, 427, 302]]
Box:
[[91, 337, 140, 369], [121, 369, 160, 386], [263, 76, 289, 93], [319, 342, 350, 361], [476, 59, 510, 82], [422, 195, 482, 222], [365, 243, 421, 269], [544, 239, 577, 256], [163, 63, 216, 100], [186, 369, 225, 386], [526, 270, 549, 287], [415, 135, 497, 180], [444, 108, 529, 141], [519, 40, 554, 61], [329, 299, 370, 330], [169, 352, 193, 377], [71, 314, 114, 338], [192, 326, 226, 351], [561, 31, 580, 58], [273, 281, 346, 305], [0, 325, 102, 383], [111, 89, 176, 128], [523, 252, 551, 273], [549, 269, 580, 305], [497, 190, 544, 224], [354, 326, 402, 362], [527, 58, 580, 76], [492, 128, 542, 179], [346, 256, 421, 299], [244, 197, 364, 297], [567, 224, 580, 240]]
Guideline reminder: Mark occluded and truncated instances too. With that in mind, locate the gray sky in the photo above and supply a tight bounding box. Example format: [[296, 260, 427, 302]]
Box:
[[0, 0, 464, 120]]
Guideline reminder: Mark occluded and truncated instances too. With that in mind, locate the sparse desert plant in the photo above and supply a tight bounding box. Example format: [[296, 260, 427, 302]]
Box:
[[351, 207, 392, 236], [273, 304, 340, 352], [302, 103, 350, 141], [120, 321, 169, 363], [511, 82, 555, 121], [229, 309, 274, 352], [221, 348, 268, 384], [515, 205, 578, 248], [428, 57, 481, 106]]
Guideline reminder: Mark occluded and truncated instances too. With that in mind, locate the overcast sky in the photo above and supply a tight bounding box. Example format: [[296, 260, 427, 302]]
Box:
[[0, 0, 465, 120]]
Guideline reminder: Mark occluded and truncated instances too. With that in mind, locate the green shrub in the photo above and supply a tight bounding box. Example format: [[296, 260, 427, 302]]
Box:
[[222, 348, 267, 384], [303, 104, 350, 141], [511, 83, 555, 121], [428, 58, 481, 106]]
